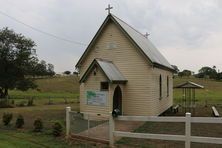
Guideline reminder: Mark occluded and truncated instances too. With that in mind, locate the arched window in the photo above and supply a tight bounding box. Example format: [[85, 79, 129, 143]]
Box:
[[167, 76, 169, 97], [159, 75, 162, 99]]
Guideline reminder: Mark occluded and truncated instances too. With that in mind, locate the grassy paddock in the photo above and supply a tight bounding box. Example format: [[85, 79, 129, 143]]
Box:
[[7, 75, 80, 106], [173, 77, 222, 104]]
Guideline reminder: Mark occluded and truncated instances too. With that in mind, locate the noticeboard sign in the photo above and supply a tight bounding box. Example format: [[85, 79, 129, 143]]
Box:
[[86, 90, 108, 106]]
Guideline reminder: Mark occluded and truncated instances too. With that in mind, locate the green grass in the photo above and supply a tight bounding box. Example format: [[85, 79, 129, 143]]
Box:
[[0, 129, 88, 148], [173, 77, 222, 103], [9, 75, 79, 96], [1, 76, 222, 147], [7, 76, 80, 105]]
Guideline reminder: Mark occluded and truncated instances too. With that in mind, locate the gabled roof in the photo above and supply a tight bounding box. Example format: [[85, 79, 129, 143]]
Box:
[[80, 59, 127, 83], [76, 14, 174, 72], [174, 81, 204, 89]]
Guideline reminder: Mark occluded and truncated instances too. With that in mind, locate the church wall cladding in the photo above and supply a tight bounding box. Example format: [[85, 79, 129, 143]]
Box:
[[80, 68, 110, 114], [78, 18, 173, 116]]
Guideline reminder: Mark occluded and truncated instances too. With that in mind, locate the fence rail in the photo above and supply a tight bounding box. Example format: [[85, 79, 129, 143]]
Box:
[[65, 107, 222, 148], [112, 113, 222, 148]]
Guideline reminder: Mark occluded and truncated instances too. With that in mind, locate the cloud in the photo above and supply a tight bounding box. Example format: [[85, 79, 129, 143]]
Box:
[[0, 0, 222, 73]]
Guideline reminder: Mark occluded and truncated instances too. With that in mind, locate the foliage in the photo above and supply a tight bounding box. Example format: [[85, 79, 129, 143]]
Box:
[[0, 27, 55, 98], [178, 69, 192, 77], [2, 112, 13, 125], [33, 118, 43, 132], [15, 114, 24, 128], [196, 66, 219, 80], [52, 121, 63, 137], [27, 97, 34, 106], [63, 71, 71, 75], [171, 65, 180, 73], [0, 99, 9, 108], [16, 101, 26, 107]]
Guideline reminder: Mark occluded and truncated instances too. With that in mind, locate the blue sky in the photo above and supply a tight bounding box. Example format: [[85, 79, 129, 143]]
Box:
[[0, 0, 222, 73]]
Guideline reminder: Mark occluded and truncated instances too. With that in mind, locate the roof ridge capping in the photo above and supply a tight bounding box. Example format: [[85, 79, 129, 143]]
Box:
[[110, 14, 148, 39], [76, 13, 174, 72]]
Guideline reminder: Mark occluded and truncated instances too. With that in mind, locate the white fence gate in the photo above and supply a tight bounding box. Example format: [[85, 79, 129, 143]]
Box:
[[66, 107, 222, 148]]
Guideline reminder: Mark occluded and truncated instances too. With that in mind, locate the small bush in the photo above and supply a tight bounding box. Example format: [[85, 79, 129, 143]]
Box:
[[2, 112, 13, 126], [52, 121, 63, 137], [16, 101, 26, 107], [11, 100, 15, 105], [16, 115, 24, 128], [0, 99, 9, 108], [33, 118, 43, 132], [27, 98, 34, 106]]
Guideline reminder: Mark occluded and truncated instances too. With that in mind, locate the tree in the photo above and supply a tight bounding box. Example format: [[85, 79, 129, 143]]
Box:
[[0, 27, 54, 98], [171, 65, 180, 73], [63, 71, 71, 75], [178, 70, 192, 77], [196, 66, 217, 79]]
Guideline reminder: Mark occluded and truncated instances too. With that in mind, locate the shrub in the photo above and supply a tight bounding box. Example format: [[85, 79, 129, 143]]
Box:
[[27, 98, 34, 106], [16, 115, 24, 128], [0, 99, 9, 108], [16, 101, 26, 107], [2, 112, 13, 126], [11, 99, 15, 105], [33, 118, 43, 132], [52, 121, 63, 137]]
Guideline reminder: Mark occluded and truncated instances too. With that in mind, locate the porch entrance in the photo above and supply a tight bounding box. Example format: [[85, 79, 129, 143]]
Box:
[[113, 86, 122, 114]]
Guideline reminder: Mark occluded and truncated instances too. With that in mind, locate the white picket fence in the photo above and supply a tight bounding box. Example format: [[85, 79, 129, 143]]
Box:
[[110, 113, 222, 148], [66, 107, 222, 148]]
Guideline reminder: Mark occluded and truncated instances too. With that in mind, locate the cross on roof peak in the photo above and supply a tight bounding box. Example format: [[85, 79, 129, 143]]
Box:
[[144, 32, 150, 38], [105, 4, 113, 14]]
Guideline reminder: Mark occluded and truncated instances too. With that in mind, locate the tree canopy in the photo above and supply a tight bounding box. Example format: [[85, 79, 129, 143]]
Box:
[[196, 66, 220, 80], [0, 27, 55, 98]]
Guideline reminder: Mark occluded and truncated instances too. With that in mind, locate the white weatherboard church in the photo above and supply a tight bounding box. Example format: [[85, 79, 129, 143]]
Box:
[[76, 9, 174, 116]]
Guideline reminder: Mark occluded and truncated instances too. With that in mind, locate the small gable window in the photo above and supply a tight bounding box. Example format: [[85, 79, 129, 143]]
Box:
[[167, 76, 169, 97], [159, 75, 162, 99], [101, 82, 109, 91]]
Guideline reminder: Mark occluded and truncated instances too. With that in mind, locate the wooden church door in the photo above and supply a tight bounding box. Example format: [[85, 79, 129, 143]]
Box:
[[113, 86, 122, 115]]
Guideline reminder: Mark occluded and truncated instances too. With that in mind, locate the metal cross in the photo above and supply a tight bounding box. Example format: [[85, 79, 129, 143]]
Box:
[[105, 4, 113, 14], [144, 32, 150, 38]]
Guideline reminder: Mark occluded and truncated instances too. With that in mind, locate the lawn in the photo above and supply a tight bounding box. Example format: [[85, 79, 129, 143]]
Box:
[[0, 129, 96, 148], [0, 104, 79, 129]]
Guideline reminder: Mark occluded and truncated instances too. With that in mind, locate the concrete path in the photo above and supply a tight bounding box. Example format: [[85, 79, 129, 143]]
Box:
[[77, 120, 144, 140]]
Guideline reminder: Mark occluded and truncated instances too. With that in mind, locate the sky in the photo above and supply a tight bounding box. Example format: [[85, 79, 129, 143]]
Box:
[[0, 0, 222, 73]]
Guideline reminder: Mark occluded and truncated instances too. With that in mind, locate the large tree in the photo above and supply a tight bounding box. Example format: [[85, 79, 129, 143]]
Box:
[[0, 27, 54, 98], [196, 66, 217, 79]]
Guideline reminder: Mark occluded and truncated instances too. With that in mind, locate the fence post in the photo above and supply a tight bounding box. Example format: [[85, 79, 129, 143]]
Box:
[[185, 112, 191, 148], [109, 112, 115, 147], [66, 106, 71, 138]]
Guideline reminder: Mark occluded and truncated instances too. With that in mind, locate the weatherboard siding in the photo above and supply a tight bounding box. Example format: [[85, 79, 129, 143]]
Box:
[[79, 21, 173, 116], [80, 68, 110, 114]]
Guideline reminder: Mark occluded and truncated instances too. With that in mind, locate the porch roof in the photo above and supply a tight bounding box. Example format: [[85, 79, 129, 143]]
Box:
[[174, 81, 204, 89], [80, 59, 127, 83]]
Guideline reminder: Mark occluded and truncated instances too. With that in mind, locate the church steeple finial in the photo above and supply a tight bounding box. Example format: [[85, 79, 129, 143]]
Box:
[[105, 4, 113, 14]]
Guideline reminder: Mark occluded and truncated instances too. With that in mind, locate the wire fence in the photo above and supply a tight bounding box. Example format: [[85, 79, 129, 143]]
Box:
[[0, 95, 79, 107], [69, 111, 109, 141]]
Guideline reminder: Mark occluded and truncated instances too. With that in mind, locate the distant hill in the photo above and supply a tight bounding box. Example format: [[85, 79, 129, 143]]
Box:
[[34, 75, 79, 93]]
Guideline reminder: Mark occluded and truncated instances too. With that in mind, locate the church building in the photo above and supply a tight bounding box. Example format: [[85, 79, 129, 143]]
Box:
[[75, 12, 174, 116]]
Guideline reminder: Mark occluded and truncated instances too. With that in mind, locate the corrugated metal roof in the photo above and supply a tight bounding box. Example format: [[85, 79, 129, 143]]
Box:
[[96, 59, 127, 82], [174, 81, 204, 89], [79, 59, 127, 83], [112, 14, 173, 70]]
